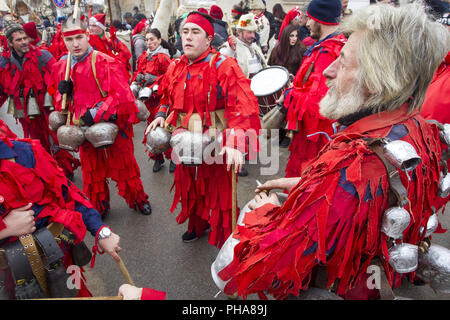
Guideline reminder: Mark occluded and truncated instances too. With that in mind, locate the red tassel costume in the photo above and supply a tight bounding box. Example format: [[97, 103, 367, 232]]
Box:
[[48, 47, 149, 215], [219, 105, 448, 299], [157, 47, 261, 248], [0, 119, 110, 298], [284, 33, 346, 177], [0, 44, 80, 177]]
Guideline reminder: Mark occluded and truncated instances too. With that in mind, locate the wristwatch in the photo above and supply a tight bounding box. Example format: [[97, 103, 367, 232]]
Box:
[[97, 226, 112, 241]]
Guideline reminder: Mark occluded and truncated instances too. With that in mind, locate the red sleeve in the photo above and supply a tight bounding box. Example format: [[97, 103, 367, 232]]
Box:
[[140, 287, 166, 300]]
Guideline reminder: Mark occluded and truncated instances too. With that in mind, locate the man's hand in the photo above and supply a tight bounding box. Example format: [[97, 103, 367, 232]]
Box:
[[219, 146, 244, 173], [0, 203, 36, 239], [145, 117, 165, 135], [98, 232, 121, 262], [118, 284, 143, 300], [248, 192, 281, 210], [228, 35, 237, 51], [58, 79, 73, 96], [276, 94, 285, 105], [255, 177, 301, 193]]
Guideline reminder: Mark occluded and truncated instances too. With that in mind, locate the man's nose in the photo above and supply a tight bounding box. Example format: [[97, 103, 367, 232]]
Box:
[[323, 60, 337, 79]]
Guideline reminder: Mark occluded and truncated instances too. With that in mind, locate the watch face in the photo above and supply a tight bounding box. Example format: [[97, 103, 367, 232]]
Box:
[[101, 227, 112, 238]]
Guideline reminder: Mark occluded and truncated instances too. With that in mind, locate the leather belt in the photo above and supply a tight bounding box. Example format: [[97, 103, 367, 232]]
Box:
[[18, 234, 49, 297]]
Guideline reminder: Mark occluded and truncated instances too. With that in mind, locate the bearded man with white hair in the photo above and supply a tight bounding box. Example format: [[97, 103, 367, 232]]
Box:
[[213, 2, 450, 300]]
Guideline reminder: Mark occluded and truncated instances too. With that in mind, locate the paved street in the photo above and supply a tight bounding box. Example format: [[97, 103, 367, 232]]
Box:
[[2, 105, 450, 300]]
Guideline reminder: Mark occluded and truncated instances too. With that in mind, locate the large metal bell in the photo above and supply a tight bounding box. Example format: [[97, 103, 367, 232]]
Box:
[[388, 243, 419, 274], [57, 125, 85, 151], [130, 82, 140, 98], [438, 123, 450, 145], [438, 172, 450, 198], [381, 207, 411, 239], [26, 89, 41, 119], [84, 122, 119, 148], [43, 92, 54, 110], [383, 140, 421, 172], [170, 128, 212, 166], [211, 192, 288, 292], [138, 87, 152, 101], [136, 99, 150, 122], [146, 126, 171, 155], [420, 214, 439, 238], [416, 244, 450, 294], [48, 111, 67, 132]]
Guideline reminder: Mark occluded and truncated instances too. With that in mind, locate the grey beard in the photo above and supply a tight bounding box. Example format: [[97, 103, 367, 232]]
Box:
[[319, 82, 367, 120]]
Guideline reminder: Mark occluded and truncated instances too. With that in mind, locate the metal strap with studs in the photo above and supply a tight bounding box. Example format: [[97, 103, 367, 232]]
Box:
[[18, 234, 50, 297]]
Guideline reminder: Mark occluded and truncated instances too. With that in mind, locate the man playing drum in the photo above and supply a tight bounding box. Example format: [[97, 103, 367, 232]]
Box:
[[145, 11, 261, 248], [280, 0, 346, 177]]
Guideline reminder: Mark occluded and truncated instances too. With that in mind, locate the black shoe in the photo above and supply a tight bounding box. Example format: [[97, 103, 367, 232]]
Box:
[[182, 229, 199, 242], [152, 158, 164, 172], [137, 202, 152, 215], [169, 160, 176, 173], [279, 136, 291, 148], [238, 167, 248, 177]]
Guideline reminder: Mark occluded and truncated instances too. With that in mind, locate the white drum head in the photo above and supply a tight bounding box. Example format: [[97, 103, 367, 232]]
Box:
[[251, 67, 290, 97]]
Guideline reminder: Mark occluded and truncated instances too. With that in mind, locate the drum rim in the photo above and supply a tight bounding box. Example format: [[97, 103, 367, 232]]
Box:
[[251, 66, 290, 97]]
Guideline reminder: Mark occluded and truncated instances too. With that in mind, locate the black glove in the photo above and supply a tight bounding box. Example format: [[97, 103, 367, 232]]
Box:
[[144, 73, 157, 86], [58, 79, 73, 96], [135, 73, 145, 84]]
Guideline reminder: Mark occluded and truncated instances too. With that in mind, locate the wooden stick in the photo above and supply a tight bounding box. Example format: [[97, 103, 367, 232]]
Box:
[[61, 0, 80, 112], [30, 296, 124, 300], [116, 255, 135, 286], [231, 164, 237, 231]]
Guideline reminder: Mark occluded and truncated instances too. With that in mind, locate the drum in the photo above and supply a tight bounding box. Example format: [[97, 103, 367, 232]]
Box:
[[250, 66, 290, 116]]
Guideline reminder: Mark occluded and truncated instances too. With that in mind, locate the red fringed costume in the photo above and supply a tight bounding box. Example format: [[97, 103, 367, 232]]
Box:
[[421, 51, 450, 124], [157, 47, 261, 248], [0, 119, 109, 298], [48, 48, 149, 215], [0, 44, 80, 177], [133, 48, 172, 161], [284, 33, 346, 177], [219, 105, 448, 299]]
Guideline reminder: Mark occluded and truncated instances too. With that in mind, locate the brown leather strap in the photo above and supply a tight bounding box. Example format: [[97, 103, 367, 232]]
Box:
[[18, 234, 49, 297], [368, 140, 409, 207], [91, 50, 107, 98]]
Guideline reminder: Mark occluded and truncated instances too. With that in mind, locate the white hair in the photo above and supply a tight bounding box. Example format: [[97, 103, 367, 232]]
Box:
[[340, 1, 450, 113]]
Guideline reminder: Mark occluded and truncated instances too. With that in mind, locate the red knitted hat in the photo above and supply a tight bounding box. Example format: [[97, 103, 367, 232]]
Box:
[[23, 22, 38, 40], [209, 5, 223, 20]]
